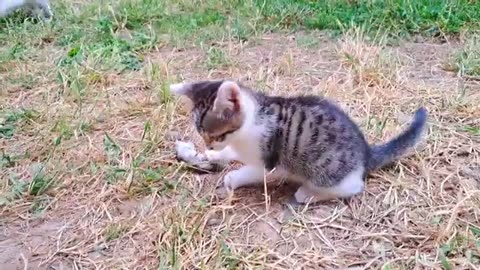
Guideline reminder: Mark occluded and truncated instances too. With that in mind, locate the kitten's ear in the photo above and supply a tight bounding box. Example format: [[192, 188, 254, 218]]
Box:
[[170, 82, 193, 97], [170, 82, 194, 112], [213, 81, 241, 115]]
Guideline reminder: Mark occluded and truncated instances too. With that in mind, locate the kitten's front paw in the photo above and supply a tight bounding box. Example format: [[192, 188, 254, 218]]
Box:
[[223, 171, 237, 192], [221, 166, 264, 192], [205, 150, 222, 162]]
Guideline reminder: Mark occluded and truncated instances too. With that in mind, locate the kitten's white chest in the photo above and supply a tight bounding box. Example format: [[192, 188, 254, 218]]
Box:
[[231, 140, 262, 165]]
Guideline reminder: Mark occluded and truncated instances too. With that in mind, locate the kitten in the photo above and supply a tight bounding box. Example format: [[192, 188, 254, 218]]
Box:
[[170, 80, 428, 204], [0, 0, 52, 19]]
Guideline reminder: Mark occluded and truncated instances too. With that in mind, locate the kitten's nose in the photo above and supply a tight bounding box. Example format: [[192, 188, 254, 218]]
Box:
[[208, 146, 214, 150]]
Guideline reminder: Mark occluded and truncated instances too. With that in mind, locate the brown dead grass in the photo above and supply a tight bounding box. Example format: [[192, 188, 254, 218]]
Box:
[[1, 30, 480, 270]]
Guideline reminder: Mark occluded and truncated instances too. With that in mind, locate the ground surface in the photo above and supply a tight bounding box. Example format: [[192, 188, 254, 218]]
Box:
[[1, 1, 480, 270]]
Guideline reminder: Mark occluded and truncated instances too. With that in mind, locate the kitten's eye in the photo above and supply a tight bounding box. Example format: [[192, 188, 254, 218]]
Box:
[[210, 133, 225, 142], [217, 134, 226, 141], [214, 130, 235, 142]]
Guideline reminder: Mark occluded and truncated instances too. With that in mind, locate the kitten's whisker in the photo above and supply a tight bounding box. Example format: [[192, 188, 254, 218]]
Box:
[[263, 168, 271, 212]]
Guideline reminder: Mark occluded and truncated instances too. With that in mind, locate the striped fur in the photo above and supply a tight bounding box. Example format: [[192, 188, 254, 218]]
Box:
[[171, 80, 428, 203]]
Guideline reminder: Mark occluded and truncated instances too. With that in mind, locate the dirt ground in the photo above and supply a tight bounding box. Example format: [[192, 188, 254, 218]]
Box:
[[1, 31, 480, 269]]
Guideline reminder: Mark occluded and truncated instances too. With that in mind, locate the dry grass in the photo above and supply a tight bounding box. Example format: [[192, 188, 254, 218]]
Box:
[[1, 27, 480, 270]]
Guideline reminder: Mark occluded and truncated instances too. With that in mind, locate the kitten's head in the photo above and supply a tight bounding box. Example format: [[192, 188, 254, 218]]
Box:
[[170, 80, 246, 150]]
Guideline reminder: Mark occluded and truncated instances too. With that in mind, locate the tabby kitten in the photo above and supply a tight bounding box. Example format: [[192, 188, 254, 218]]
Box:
[[170, 80, 427, 203], [0, 0, 52, 19]]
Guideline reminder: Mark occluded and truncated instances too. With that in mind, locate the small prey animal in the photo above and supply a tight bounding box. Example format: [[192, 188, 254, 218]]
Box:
[[170, 80, 428, 204], [0, 0, 52, 19]]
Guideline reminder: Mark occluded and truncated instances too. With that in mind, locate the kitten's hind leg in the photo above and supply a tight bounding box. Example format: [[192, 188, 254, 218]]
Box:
[[294, 166, 365, 204]]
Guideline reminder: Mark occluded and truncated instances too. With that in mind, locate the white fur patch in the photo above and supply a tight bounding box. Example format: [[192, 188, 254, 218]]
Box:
[[294, 166, 365, 203], [223, 90, 265, 166]]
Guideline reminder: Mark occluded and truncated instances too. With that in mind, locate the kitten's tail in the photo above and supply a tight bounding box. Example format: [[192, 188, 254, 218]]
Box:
[[367, 107, 428, 171]]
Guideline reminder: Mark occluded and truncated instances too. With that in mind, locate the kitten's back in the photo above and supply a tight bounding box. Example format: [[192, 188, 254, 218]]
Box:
[[255, 92, 426, 187], [257, 94, 370, 187]]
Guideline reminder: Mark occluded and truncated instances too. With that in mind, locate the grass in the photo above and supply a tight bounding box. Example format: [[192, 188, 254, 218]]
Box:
[[303, 0, 480, 38], [1, 0, 480, 269], [0, 109, 39, 138], [103, 222, 130, 241], [444, 31, 480, 78], [206, 47, 233, 70]]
